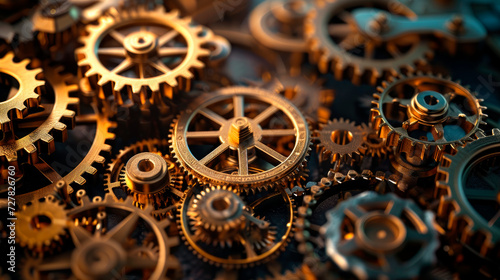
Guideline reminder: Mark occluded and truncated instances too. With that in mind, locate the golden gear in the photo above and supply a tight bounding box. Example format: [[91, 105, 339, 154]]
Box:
[[0, 66, 78, 166], [370, 72, 487, 163], [76, 6, 213, 102], [178, 184, 295, 268], [0, 52, 43, 135], [16, 196, 69, 255], [314, 118, 365, 167], [305, 0, 432, 85], [359, 123, 392, 159], [170, 86, 311, 190], [435, 128, 500, 260], [104, 139, 185, 213]]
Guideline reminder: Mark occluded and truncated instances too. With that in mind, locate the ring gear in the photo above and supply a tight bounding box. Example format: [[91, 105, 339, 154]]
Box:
[[315, 118, 365, 167], [0, 52, 43, 136], [322, 191, 439, 280], [435, 128, 500, 260], [76, 6, 213, 102], [16, 196, 69, 255], [170, 86, 311, 190], [104, 138, 185, 213], [305, 0, 432, 85], [371, 72, 487, 163]]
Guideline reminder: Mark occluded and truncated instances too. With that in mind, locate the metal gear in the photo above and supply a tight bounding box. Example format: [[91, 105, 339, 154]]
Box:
[[178, 184, 295, 268], [315, 118, 366, 168], [76, 6, 214, 102], [0, 52, 43, 136], [104, 138, 185, 213], [359, 122, 392, 159], [322, 191, 439, 280], [371, 72, 487, 164], [16, 196, 69, 255], [435, 128, 500, 260], [169, 86, 311, 190], [305, 0, 432, 85]]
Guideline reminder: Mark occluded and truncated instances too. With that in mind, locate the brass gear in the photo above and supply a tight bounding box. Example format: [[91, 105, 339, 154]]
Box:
[[314, 118, 366, 167], [305, 0, 432, 85], [76, 6, 213, 102], [169, 86, 311, 190], [104, 139, 185, 213], [435, 128, 500, 260], [16, 196, 69, 255], [371, 72, 487, 163], [359, 122, 392, 159], [0, 52, 43, 136]]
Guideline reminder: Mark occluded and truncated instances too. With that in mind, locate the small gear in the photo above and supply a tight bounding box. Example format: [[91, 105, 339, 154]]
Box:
[[322, 191, 439, 280], [16, 196, 69, 255], [76, 6, 214, 103], [435, 128, 500, 260], [0, 52, 43, 136], [359, 122, 392, 159], [371, 72, 487, 163], [315, 118, 365, 167], [170, 86, 311, 190], [104, 139, 185, 213], [305, 0, 432, 85]]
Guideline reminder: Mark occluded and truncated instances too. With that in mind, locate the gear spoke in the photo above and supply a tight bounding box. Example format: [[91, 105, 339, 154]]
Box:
[[345, 205, 366, 219], [199, 143, 229, 165], [253, 105, 279, 124], [109, 30, 126, 44], [149, 60, 171, 74], [126, 254, 157, 269], [37, 253, 72, 271], [385, 200, 405, 217], [328, 23, 352, 37], [111, 58, 134, 74], [70, 226, 93, 247], [97, 47, 127, 57], [158, 47, 188, 57], [105, 212, 139, 243], [157, 29, 179, 47], [261, 129, 296, 137], [199, 108, 227, 126], [255, 141, 286, 163], [186, 130, 221, 138]]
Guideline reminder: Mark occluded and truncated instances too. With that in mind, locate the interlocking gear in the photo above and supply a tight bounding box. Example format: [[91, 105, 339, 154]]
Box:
[[170, 86, 311, 190], [305, 0, 432, 85], [435, 128, 500, 260], [76, 6, 214, 102], [359, 123, 392, 159], [322, 191, 438, 280], [371, 72, 487, 163]]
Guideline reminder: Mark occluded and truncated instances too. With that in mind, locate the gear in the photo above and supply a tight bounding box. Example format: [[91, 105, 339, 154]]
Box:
[[371, 72, 487, 163], [16, 196, 69, 255], [170, 86, 311, 190], [435, 128, 500, 260], [315, 118, 366, 168], [0, 52, 43, 136], [359, 123, 392, 159], [322, 191, 438, 280], [178, 184, 295, 268], [0, 65, 78, 166], [104, 139, 185, 213], [76, 6, 214, 102], [305, 0, 432, 85]]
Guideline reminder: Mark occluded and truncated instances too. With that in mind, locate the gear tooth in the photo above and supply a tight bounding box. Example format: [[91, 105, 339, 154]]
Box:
[[492, 128, 500, 135], [149, 83, 159, 93]]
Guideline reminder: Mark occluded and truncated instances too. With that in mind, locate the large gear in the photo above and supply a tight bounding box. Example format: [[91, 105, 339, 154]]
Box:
[[0, 52, 43, 136], [435, 128, 500, 260], [104, 138, 185, 213], [76, 6, 214, 102], [305, 0, 432, 85], [371, 72, 487, 163], [170, 86, 311, 190], [322, 191, 439, 280]]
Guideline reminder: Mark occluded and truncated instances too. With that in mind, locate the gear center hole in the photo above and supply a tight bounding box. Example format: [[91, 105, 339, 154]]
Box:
[[138, 159, 155, 172], [212, 197, 230, 211], [30, 215, 52, 231], [424, 95, 439, 106], [331, 130, 353, 145]]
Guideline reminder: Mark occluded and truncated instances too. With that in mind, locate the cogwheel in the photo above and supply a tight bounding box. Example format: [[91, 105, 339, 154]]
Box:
[[76, 6, 213, 102], [16, 196, 69, 255], [314, 118, 366, 168], [305, 0, 432, 85], [359, 123, 392, 159], [178, 184, 295, 268], [0, 65, 78, 166], [435, 128, 500, 260], [322, 191, 439, 280], [169, 86, 311, 190], [371, 72, 487, 163], [104, 139, 185, 213], [0, 52, 43, 135]]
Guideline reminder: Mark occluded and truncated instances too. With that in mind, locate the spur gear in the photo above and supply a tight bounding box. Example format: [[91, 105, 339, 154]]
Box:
[[16, 196, 69, 255], [315, 118, 365, 168], [322, 191, 439, 280], [170, 86, 311, 190], [0, 52, 43, 136], [305, 0, 432, 85], [435, 128, 500, 260], [360, 122, 392, 159], [76, 6, 214, 102], [371, 72, 487, 163], [104, 138, 185, 213]]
